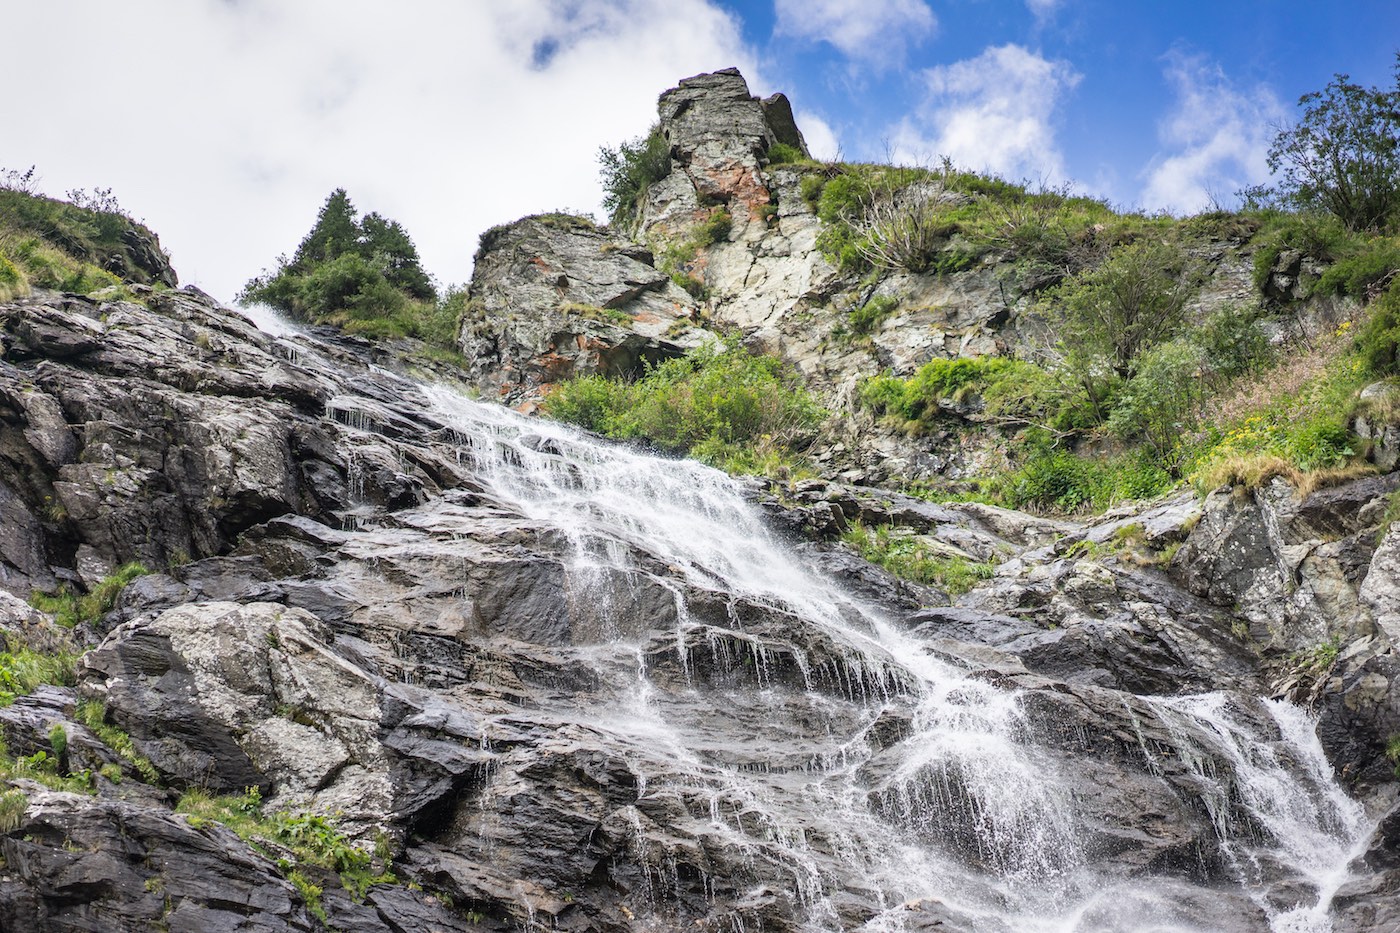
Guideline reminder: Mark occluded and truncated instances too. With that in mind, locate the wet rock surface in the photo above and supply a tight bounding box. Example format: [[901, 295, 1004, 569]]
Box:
[[1, 284, 1397, 931]]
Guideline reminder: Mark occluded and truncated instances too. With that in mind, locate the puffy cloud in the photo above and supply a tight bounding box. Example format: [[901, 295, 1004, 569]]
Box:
[[4, 0, 757, 300], [796, 110, 842, 161], [1140, 51, 1287, 213], [773, 0, 936, 66], [892, 44, 1081, 181]]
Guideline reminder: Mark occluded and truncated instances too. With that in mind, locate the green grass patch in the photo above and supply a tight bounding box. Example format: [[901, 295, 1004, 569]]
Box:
[[177, 787, 395, 903], [29, 562, 149, 628], [74, 700, 161, 784], [543, 340, 825, 477], [0, 641, 76, 706], [842, 522, 996, 594]]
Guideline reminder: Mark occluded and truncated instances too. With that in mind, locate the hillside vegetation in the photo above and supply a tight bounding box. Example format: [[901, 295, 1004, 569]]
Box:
[[0, 167, 176, 300], [551, 58, 1400, 517]]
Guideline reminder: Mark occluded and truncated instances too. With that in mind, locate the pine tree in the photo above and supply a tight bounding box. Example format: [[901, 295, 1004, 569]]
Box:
[[290, 188, 360, 270]]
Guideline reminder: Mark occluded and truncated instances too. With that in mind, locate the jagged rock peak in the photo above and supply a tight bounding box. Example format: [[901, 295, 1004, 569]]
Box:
[[657, 68, 809, 166]]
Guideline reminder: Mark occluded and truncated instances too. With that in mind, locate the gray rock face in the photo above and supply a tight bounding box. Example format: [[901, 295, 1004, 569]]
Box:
[[652, 69, 807, 227], [1, 283, 1394, 931], [461, 214, 711, 405]]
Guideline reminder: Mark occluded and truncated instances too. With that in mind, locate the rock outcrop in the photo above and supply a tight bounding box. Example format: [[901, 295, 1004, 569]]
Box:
[[460, 213, 711, 406]]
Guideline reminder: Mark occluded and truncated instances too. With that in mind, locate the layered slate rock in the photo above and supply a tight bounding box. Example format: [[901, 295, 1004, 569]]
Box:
[[460, 214, 711, 406], [2, 282, 1398, 932]]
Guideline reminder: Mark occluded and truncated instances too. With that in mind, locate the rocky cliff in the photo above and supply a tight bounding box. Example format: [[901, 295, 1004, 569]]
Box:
[[0, 69, 1399, 933]]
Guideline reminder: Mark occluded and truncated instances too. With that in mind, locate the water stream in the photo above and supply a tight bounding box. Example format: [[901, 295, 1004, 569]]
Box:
[[408, 382, 1374, 932]]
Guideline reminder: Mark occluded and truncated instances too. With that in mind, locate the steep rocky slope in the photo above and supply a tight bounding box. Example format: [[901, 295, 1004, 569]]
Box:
[[0, 69, 1399, 933]]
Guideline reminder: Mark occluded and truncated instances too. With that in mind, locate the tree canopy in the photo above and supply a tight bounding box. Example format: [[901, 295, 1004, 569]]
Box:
[[239, 189, 460, 347], [1253, 55, 1400, 232]]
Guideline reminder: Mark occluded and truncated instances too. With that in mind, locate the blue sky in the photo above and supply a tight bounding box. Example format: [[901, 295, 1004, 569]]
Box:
[[4, 1, 1398, 300], [722, 0, 1400, 210]]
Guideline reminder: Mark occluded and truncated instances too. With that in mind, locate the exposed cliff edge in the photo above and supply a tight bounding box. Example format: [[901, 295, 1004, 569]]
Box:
[[0, 67, 1399, 933]]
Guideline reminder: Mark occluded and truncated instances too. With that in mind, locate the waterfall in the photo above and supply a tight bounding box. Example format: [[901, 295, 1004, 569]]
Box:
[[418, 384, 1374, 933]]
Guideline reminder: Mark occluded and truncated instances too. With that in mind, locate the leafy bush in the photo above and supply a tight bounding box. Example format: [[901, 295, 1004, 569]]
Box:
[[1049, 239, 1199, 380], [599, 126, 670, 228], [1105, 340, 1207, 466], [1000, 447, 1174, 513], [543, 341, 825, 476], [1195, 303, 1273, 379], [1356, 278, 1400, 374], [859, 356, 1079, 429], [695, 208, 732, 246], [1313, 237, 1400, 298], [849, 294, 898, 335]]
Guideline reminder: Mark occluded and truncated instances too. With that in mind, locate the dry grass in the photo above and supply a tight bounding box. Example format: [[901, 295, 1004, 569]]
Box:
[[1192, 451, 1376, 496]]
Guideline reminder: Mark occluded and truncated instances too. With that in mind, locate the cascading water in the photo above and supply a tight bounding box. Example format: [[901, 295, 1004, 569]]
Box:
[[413, 382, 1373, 933]]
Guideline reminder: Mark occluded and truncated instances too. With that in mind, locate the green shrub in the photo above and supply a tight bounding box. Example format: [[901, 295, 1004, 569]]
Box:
[[1357, 278, 1400, 375], [1048, 239, 1199, 380], [1313, 237, 1400, 298], [766, 143, 806, 165], [1195, 303, 1273, 379], [695, 208, 732, 246], [239, 189, 453, 348], [842, 522, 996, 594], [1106, 340, 1207, 468], [1250, 211, 1354, 294], [543, 340, 824, 476], [849, 295, 898, 335], [859, 356, 1072, 429], [999, 447, 1173, 513], [599, 126, 670, 227]]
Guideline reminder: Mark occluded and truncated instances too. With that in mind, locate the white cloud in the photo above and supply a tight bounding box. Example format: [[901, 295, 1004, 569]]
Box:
[[3, 0, 758, 300], [1025, 0, 1061, 24], [796, 110, 842, 161], [773, 0, 936, 67], [892, 44, 1081, 181], [1140, 51, 1287, 213]]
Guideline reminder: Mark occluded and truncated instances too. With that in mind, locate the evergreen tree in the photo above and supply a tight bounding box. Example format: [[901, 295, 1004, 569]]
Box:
[[290, 188, 360, 270], [360, 211, 435, 300]]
